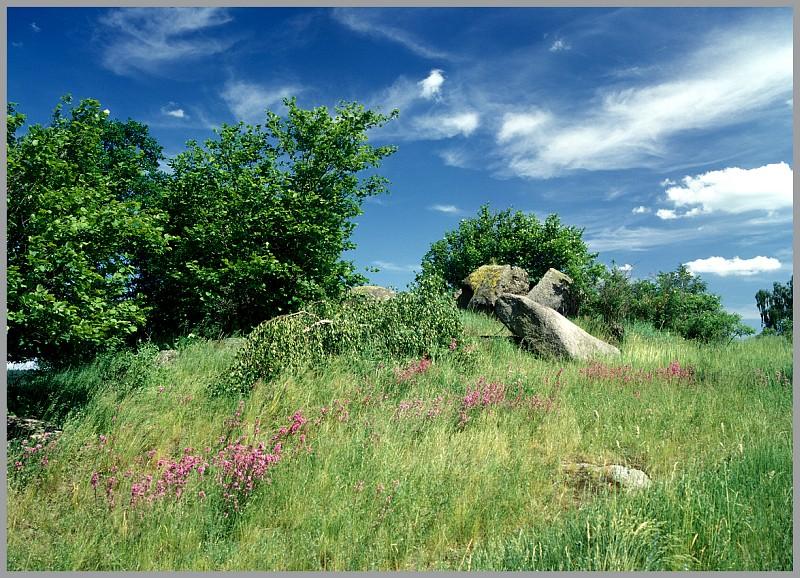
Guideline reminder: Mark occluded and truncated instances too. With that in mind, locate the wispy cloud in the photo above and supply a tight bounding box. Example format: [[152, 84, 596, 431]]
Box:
[[685, 255, 782, 277], [632, 206, 650, 214], [221, 80, 300, 124], [412, 111, 480, 139], [98, 8, 234, 76], [429, 204, 463, 215], [659, 162, 792, 216], [438, 149, 469, 168], [30, 22, 41, 33], [373, 260, 419, 273], [585, 225, 710, 252], [495, 20, 791, 178], [549, 38, 570, 52], [331, 8, 452, 61]]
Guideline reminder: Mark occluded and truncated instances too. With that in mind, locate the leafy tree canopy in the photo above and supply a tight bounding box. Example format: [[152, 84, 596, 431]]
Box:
[[7, 96, 169, 365], [141, 97, 398, 338], [755, 276, 793, 336]]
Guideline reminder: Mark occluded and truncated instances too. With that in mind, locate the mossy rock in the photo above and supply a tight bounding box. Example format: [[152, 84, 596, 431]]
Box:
[[459, 265, 529, 313]]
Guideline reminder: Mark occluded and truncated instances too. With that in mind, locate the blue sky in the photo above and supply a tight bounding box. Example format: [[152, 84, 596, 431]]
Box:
[[7, 7, 793, 330]]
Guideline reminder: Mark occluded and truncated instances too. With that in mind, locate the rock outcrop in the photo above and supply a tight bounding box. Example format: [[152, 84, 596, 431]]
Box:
[[494, 293, 620, 360], [458, 265, 529, 313], [348, 285, 396, 301], [527, 268, 575, 316]]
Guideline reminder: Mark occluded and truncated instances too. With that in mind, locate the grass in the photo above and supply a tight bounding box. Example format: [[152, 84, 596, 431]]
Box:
[[6, 311, 793, 570]]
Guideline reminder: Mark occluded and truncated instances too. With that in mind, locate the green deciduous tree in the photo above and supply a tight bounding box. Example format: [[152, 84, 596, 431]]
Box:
[[7, 97, 169, 365], [755, 276, 793, 336], [141, 97, 398, 338], [420, 204, 603, 311]]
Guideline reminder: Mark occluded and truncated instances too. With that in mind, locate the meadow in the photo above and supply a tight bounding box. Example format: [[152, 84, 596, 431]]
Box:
[[6, 311, 793, 571]]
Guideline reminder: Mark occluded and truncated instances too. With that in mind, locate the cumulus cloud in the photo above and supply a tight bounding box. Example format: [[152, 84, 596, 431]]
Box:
[[412, 111, 480, 139], [618, 263, 633, 273], [661, 162, 792, 215], [496, 21, 792, 178], [684, 255, 782, 277], [418, 69, 445, 99], [632, 206, 650, 214], [656, 209, 678, 220], [161, 103, 187, 118], [549, 38, 570, 52], [429, 204, 462, 215], [221, 80, 300, 124], [98, 8, 233, 76]]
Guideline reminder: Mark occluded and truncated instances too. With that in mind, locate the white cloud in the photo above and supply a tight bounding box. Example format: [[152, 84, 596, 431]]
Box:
[[660, 178, 676, 187], [656, 209, 678, 220], [685, 255, 782, 277], [496, 21, 792, 178], [585, 225, 710, 252], [438, 149, 469, 168], [373, 260, 419, 273], [412, 111, 480, 139], [632, 206, 650, 214], [429, 204, 462, 215], [331, 8, 452, 60], [549, 38, 570, 52], [497, 111, 551, 143], [661, 162, 792, 215], [221, 80, 300, 124], [98, 8, 233, 76], [161, 103, 187, 119], [419, 69, 445, 99], [31, 22, 41, 32]]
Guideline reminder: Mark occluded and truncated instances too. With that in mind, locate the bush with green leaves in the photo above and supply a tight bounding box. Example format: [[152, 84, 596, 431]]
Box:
[[755, 277, 792, 337], [216, 278, 463, 396], [419, 204, 603, 312], [142, 97, 398, 339], [585, 264, 754, 343], [7, 97, 169, 366]]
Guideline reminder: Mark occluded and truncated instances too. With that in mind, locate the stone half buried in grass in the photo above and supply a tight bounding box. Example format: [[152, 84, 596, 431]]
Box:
[[458, 264, 529, 313], [494, 293, 620, 361], [562, 462, 652, 491]]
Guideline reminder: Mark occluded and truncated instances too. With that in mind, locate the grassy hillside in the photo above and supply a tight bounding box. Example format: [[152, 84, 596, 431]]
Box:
[[7, 312, 793, 570]]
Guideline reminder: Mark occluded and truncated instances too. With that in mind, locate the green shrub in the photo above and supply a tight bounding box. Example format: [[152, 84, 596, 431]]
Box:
[[216, 279, 463, 396], [419, 204, 603, 310], [585, 264, 754, 343]]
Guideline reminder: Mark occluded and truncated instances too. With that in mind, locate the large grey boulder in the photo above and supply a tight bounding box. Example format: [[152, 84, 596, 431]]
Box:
[[458, 265, 529, 313], [494, 293, 620, 360], [348, 285, 396, 301], [527, 268, 575, 316]]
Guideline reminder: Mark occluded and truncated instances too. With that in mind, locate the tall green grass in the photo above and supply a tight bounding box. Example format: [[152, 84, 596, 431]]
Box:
[[6, 312, 792, 570]]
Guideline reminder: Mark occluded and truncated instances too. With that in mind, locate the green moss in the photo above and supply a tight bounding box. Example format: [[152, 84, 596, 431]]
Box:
[[467, 265, 506, 289]]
